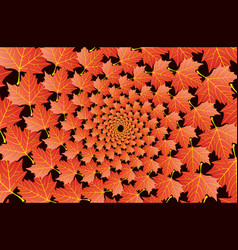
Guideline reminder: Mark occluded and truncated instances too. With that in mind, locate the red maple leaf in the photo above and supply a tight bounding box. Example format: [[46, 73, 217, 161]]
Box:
[[221, 99, 237, 127], [117, 47, 142, 74], [0, 159, 25, 202], [160, 112, 182, 130], [77, 48, 103, 76], [119, 184, 143, 203], [183, 102, 219, 131], [119, 76, 134, 94], [81, 147, 96, 163], [176, 145, 210, 173], [140, 156, 160, 173], [24, 104, 59, 133], [41, 47, 79, 72], [57, 158, 80, 184], [102, 59, 122, 83], [196, 66, 236, 104], [0, 47, 50, 74], [151, 59, 174, 89], [100, 47, 118, 58], [155, 139, 176, 156], [167, 89, 194, 114], [104, 171, 123, 195], [139, 85, 153, 103], [0, 125, 40, 163], [199, 123, 237, 159], [94, 77, 110, 95], [82, 177, 105, 203], [73, 128, 89, 142], [53, 179, 83, 203], [43, 126, 71, 150], [29, 148, 61, 178], [119, 163, 135, 182], [18, 174, 56, 203], [63, 140, 84, 159], [201, 47, 237, 72], [156, 155, 182, 176], [153, 174, 183, 202], [133, 66, 151, 91], [43, 68, 76, 95], [134, 170, 155, 193], [61, 113, 82, 131], [71, 71, 95, 93], [0, 66, 11, 87], [177, 171, 220, 203], [72, 92, 93, 108], [152, 85, 171, 105]]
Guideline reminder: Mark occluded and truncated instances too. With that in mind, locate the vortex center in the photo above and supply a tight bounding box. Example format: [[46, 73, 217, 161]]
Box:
[[117, 125, 124, 132]]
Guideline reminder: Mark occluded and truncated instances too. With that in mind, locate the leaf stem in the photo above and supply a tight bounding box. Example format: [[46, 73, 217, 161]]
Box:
[[211, 116, 216, 127], [80, 68, 86, 75], [112, 61, 120, 66], [166, 195, 173, 203], [52, 65, 57, 76], [199, 162, 203, 174], [29, 105, 33, 117], [196, 70, 207, 79], [190, 138, 193, 147], [0, 130, 6, 144], [121, 178, 127, 182], [63, 113, 66, 121], [62, 144, 67, 151], [232, 143, 236, 158], [101, 76, 107, 81], [45, 129, 49, 138], [203, 195, 208, 203], [168, 92, 174, 98], [171, 170, 175, 178], [81, 198, 90, 202], [131, 47, 141, 51], [167, 67, 177, 73], [16, 71, 21, 85], [104, 190, 113, 193], [230, 83, 237, 93], [145, 71, 152, 74], [188, 100, 195, 108], [50, 200, 57, 204], [139, 188, 146, 195], [26, 154, 35, 165], [54, 168, 61, 175], [89, 47, 96, 52], [13, 192, 25, 202], [177, 121, 180, 128]]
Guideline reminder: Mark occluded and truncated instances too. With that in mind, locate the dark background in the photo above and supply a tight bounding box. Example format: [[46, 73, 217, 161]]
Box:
[[0, 2, 237, 247]]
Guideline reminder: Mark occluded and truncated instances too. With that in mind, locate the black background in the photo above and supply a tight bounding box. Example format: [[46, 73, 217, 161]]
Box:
[[0, 2, 237, 247]]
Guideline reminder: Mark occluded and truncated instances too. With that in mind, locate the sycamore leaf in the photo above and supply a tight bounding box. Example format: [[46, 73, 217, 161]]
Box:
[[139, 85, 153, 103], [0, 159, 25, 202], [18, 175, 56, 203], [0, 125, 40, 163], [141, 156, 160, 173]]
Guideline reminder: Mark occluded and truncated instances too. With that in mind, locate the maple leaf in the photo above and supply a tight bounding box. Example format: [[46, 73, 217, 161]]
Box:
[[7, 73, 51, 115], [134, 170, 155, 193], [199, 123, 237, 159], [100, 47, 118, 58], [176, 145, 210, 173], [184, 102, 219, 131], [0, 125, 40, 163], [50, 93, 77, 115], [61, 113, 82, 131], [94, 77, 110, 95], [139, 85, 153, 103], [77, 160, 97, 183], [117, 47, 142, 74], [72, 92, 93, 108], [29, 148, 61, 178], [151, 127, 168, 141], [201, 47, 237, 72], [57, 158, 80, 184], [77, 48, 103, 76], [140, 47, 169, 68], [160, 112, 182, 130], [221, 99, 237, 127], [18, 175, 56, 203], [207, 156, 237, 199], [0, 98, 23, 131], [196, 66, 236, 104], [168, 47, 202, 65], [104, 171, 123, 195], [24, 104, 59, 134], [119, 184, 143, 203], [81, 147, 96, 163], [0, 47, 50, 75], [71, 71, 95, 93], [133, 66, 151, 91], [156, 155, 182, 176], [151, 59, 174, 89], [63, 140, 84, 159], [82, 177, 105, 203], [102, 59, 122, 83], [73, 128, 89, 142], [155, 139, 176, 156], [43, 126, 71, 150], [119, 163, 135, 182], [170, 126, 197, 148], [140, 156, 160, 173], [0, 66, 11, 86], [43, 68, 76, 96], [167, 90, 194, 114], [153, 174, 183, 202], [171, 57, 202, 93], [119, 76, 134, 94], [177, 170, 220, 203], [41, 47, 79, 72], [0, 159, 25, 202], [152, 85, 171, 105], [143, 144, 159, 158]]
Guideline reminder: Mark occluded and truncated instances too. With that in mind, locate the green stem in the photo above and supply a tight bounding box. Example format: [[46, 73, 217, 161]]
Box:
[[80, 68, 86, 75], [163, 110, 167, 116], [101, 76, 107, 81], [52, 65, 57, 76], [121, 178, 127, 182], [203, 195, 208, 203], [77, 172, 84, 177], [16, 71, 21, 85], [168, 92, 174, 98], [13, 192, 25, 202], [27, 154, 35, 165], [54, 168, 61, 175], [56, 92, 59, 102], [112, 61, 120, 66], [0, 130, 6, 144], [62, 144, 67, 151], [145, 71, 152, 74], [169, 150, 172, 157], [139, 188, 146, 195], [81, 198, 90, 202], [190, 138, 193, 147], [211, 116, 216, 127], [166, 195, 173, 203], [188, 100, 195, 108], [199, 162, 203, 173], [63, 113, 66, 121], [50, 200, 57, 204], [45, 129, 49, 138], [167, 67, 177, 72], [29, 105, 33, 117], [171, 170, 175, 178], [89, 47, 96, 52], [196, 70, 207, 79], [177, 121, 180, 128], [131, 47, 141, 51], [230, 83, 237, 93], [232, 143, 236, 158], [104, 190, 113, 193]]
